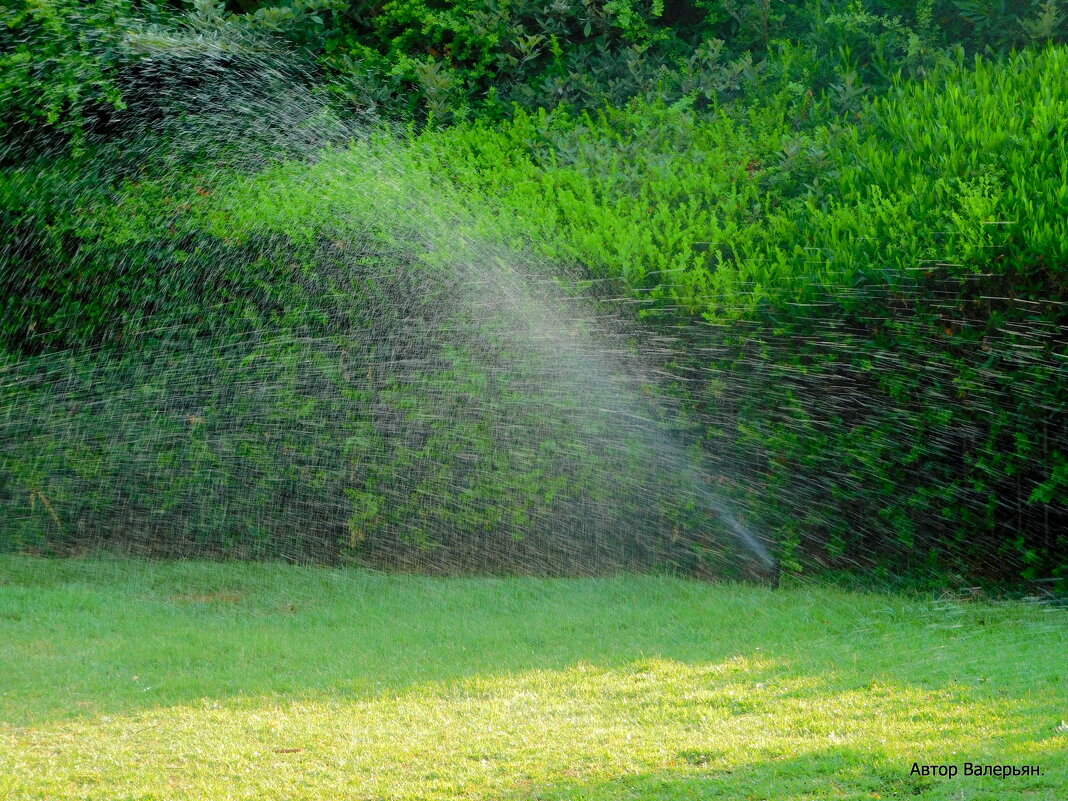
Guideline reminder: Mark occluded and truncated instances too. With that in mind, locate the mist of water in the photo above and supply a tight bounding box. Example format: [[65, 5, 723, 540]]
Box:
[[0, 31, 778, 582], [3, 25, 1064, 590]]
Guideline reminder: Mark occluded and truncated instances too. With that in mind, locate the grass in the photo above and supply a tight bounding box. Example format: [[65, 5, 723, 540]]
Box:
[[0, 556, 1065, 800]]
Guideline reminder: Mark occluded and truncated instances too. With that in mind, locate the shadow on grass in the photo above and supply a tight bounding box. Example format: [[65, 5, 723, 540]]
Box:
[[506, 745, 1066, 801], [512, 749, 912, 800]]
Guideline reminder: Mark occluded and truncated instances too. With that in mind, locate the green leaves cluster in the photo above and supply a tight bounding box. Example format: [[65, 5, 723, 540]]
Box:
[[0, 0, 134, 151], [7, 1, 1068, 143], [404, 45, 1068, 582]]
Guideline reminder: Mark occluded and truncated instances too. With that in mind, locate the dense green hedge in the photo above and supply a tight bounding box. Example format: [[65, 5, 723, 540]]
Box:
[[2, 3, 1065, 584], [402, 45, 1067, 581]]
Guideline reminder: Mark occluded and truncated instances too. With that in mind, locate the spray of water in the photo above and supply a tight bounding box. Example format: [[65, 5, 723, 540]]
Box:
[[1, 28, 776, 582], [4, 21, 1065, 589]]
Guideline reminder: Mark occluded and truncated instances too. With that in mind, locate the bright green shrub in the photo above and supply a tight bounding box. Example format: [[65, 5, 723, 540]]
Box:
[[401, 46, 1068, 583]]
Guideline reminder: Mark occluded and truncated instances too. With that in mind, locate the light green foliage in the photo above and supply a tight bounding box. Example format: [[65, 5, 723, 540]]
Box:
[[409, 98, 804, 316], [412, 45, 1067, 314], [395, 47, 1068, 581]]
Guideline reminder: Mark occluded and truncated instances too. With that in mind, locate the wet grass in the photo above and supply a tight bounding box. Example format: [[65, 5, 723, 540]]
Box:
[[1, 555, 1065, 800]]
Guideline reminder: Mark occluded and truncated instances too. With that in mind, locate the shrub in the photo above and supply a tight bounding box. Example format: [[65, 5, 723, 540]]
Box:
[[3, 3, 1065, 584], [401, 46, 1068, 582]]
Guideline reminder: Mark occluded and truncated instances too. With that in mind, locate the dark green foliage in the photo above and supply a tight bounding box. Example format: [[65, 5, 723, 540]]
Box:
[[6, 0, 1066, 142], [0, 0, 132, 152], [301, 0, 1067, 119]]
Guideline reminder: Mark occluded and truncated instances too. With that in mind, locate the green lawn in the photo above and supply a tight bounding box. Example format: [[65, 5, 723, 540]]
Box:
[[0, 556, 1064, 800]]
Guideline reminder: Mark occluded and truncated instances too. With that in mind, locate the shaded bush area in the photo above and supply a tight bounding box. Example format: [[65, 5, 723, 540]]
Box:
[[4, 0, 1067, 137]]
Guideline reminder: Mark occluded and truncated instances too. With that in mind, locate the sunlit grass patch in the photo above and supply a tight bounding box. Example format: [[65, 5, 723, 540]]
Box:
[[1, 556, 1065, 800]]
